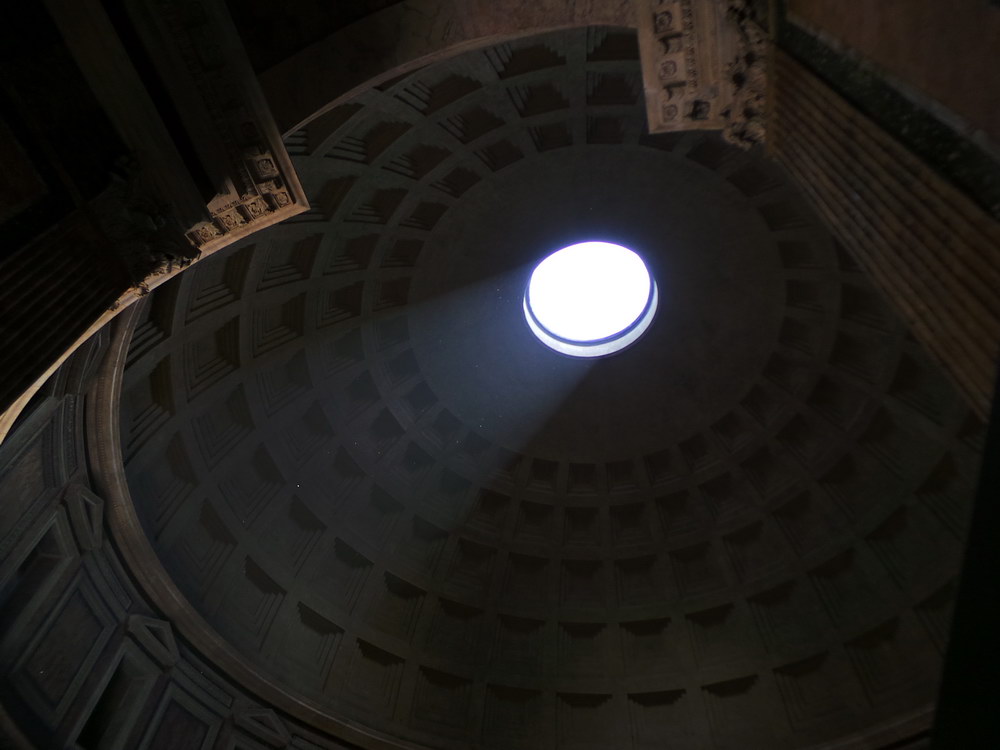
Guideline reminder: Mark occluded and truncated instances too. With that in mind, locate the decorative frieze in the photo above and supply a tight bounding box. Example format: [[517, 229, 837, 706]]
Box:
[[637, 0, 767, 147], [126, 0, 307, 251]]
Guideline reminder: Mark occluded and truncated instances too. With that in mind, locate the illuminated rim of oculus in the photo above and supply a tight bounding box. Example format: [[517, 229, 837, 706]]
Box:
[[523, 241, 658, 357]]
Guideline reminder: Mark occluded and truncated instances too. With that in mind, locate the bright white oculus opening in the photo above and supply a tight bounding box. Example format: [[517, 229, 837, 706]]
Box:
[[524, 241, 657, 357]]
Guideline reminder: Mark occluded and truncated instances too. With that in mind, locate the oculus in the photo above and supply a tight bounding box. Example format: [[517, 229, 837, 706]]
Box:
[[524, 241, 657, 357]]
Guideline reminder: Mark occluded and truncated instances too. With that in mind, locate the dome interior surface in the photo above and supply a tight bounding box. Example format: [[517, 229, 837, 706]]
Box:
[[119, 27, 982, 750]]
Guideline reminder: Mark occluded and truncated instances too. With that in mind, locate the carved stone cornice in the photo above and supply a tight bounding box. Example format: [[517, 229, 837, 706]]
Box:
[[0, 0, 310, 440], [124, 0, 308, 251], [721, 0, 768, 148], [637, 0, 767, 147]]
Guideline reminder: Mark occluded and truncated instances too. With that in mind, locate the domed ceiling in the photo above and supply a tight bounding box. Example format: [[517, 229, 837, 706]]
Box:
[[119, 27, 982, 750]]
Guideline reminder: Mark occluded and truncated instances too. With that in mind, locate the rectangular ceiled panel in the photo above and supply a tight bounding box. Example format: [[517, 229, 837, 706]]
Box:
[[11, 575, 115, 722], [843, 615, 940, 707], [409, 667, 472, 738], [482, 684, 549, 749], [556, 692, 614, 749], [747, 580, 830, 655], [491, 615, 545, 674], [0, 511, 77, 639], [702, 676, 780, 748], [686, 603, 760, 669], [73, 642, 160, 750], [423, 599, 482, 664], [336, 639, 404, 716], [628, 690, 696, 749], [772, 651, 862, 733], [140, 684, 221, 750], [620, 618, 682, 676], [557, 622, 607, 677], [267, 602, 342, 692], [217, 557, 286, 652], [0, 417, 58, 558]]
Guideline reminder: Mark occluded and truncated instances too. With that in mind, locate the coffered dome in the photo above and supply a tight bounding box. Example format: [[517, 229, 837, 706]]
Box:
[[119, 28, 981, 749]]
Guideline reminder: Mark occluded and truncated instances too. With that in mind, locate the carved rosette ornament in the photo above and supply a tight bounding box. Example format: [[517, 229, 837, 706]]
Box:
[[637, 0, 767, 148], [721, 0, 768, 148]]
